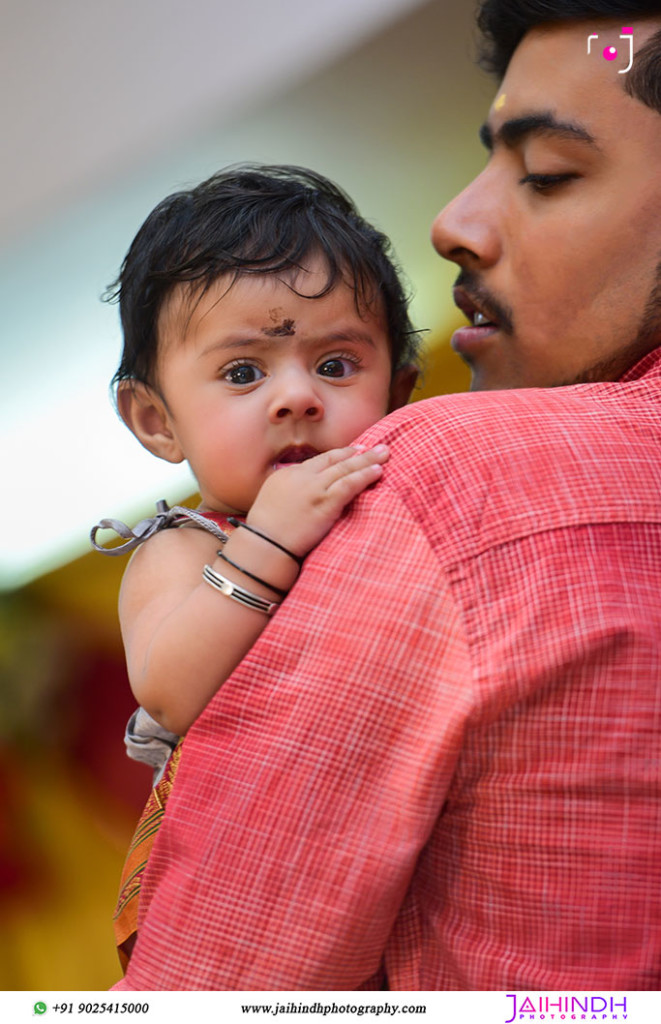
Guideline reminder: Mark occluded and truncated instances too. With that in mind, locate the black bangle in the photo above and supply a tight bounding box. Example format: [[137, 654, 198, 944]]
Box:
[[216, 551, 290, 598], [228, 517, 305, 567]]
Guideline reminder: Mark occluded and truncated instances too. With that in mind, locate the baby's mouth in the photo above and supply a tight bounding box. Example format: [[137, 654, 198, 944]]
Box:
[[273, 445, 320, 468]]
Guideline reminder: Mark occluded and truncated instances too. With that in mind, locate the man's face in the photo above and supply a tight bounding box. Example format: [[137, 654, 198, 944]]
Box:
[[431, 18, 661, 390]]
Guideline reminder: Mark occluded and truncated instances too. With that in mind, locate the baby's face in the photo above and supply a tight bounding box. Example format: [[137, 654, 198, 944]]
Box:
[[150, 260, 405, 514]]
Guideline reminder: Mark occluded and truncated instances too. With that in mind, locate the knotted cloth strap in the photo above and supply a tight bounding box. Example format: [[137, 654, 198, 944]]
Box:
[[90, 499, 229, 555]]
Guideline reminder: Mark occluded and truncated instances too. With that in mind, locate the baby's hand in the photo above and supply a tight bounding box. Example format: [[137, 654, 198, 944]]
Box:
[[247, 444, 389, 559]]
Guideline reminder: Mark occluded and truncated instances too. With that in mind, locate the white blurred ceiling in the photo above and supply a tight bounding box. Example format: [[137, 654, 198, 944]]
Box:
[[1, 0, 495, 588]]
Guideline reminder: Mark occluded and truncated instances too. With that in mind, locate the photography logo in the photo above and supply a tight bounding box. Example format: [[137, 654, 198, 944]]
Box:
[[504, 993, 629, 1022], [587, 27, 633, 73]]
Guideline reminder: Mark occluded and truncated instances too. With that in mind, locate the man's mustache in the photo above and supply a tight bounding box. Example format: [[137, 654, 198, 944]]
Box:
[[454, 270, 514, 335]]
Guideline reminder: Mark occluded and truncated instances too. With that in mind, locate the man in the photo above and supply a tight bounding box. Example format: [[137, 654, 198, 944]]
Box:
[[115, 2, 661, 990]]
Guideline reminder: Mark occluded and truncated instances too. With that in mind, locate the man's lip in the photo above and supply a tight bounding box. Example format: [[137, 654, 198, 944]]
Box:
[[273, 444, 320, 466], [451, 321, 500, 361]]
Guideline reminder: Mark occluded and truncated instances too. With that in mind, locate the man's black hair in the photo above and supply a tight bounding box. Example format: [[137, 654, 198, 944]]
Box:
[[107, 164, 420, 391], [477, 1, 661, 114]]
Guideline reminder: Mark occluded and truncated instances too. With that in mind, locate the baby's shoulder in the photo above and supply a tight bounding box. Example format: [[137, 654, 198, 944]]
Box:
[[121, 521, 220, 597]]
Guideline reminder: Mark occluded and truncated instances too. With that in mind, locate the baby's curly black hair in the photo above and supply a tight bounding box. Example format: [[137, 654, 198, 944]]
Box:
[[106, 164, 421, 392]]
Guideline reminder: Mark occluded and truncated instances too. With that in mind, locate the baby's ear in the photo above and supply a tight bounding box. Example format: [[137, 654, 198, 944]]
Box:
[[116, 381, 185, 464], [388, 363, 419, 413]]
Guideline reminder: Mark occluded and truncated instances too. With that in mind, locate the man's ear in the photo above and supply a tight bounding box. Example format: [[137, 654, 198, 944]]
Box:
[[116, 381, 185, 464], [387, 363, 419, 413]]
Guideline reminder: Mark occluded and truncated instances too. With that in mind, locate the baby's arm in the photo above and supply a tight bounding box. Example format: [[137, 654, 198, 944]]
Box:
[[119, 445, 389, 736]]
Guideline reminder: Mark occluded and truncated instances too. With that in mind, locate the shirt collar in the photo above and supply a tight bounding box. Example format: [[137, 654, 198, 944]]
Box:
[[619, 344, 661, 383]]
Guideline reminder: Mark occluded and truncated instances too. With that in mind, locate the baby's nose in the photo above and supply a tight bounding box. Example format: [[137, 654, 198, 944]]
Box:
[[269, 371, 324, 422]]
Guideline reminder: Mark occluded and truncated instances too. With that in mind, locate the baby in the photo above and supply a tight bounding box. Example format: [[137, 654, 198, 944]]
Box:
[[95, 164, 420, 966], [102, 163, 419, 738]]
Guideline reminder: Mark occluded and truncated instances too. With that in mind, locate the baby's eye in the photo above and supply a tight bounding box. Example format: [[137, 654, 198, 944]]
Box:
[[224, 363, 265, 385], [317, 357, 358, 379]]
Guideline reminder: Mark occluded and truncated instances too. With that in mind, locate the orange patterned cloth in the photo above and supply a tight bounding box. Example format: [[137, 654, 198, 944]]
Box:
[[114, 742, 183, 971]]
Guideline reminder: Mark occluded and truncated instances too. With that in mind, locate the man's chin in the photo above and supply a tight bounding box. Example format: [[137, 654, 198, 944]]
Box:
[[468, 365, 560, 391], [469, 371, 503, 392], [466, 361, 521, 392]]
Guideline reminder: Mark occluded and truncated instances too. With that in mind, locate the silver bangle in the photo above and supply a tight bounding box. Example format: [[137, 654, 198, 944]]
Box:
[[202, 564, 281, 616]]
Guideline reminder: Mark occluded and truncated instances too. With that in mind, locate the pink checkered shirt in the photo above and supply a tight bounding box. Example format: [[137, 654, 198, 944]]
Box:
[[116, 349, 661, 991]]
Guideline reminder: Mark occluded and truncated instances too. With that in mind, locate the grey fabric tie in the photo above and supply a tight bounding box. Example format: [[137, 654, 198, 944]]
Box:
[[124, 707, 179, 784], [90, 499, 229, 555]]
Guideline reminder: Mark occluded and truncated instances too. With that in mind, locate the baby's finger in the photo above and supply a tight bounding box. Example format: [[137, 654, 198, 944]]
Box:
[[324, 462, 386, 509], [317, 447, 390, 505], [314, 444, 389, 474]]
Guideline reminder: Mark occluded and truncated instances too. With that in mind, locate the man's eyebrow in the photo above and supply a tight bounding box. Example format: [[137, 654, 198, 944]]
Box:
[[479, 112, 597, 151]]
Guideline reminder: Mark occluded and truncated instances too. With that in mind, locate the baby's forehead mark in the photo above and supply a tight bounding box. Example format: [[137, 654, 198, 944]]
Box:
[[262, 307, 296, 337], [262, 318, 296, 337]]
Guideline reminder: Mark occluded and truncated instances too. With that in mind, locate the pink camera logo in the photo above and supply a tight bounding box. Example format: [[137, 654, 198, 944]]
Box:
[[587, 27, 633, 73]]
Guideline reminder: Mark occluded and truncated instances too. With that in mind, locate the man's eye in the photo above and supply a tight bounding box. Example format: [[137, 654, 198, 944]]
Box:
[[317, 357, 357, 378], [224, 364, 264, 385], [519, 172, 577, 193]]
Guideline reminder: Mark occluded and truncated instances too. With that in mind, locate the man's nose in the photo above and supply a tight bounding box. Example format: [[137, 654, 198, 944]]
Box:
[[431, 168, 502, 269], [268, 369, 324, 422]]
